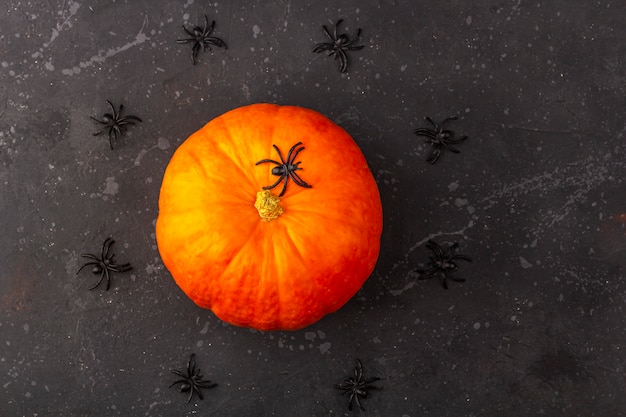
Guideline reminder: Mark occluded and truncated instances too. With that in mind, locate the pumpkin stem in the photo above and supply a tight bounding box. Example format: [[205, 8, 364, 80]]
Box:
[[254, 190, 283, 221]]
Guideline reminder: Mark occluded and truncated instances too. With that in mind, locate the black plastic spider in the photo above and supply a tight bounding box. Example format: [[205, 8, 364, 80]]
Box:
[[255, 142, 312, 197], [177, 15, 227, 65], [76, 237, 132, 290], [169, 353, 217, 404], [90, 100, 142, 150], [416, 239, 472, 289], [312, 19, 364, 73], [413, 116, 468, 164], [334, 359, 382, 411]]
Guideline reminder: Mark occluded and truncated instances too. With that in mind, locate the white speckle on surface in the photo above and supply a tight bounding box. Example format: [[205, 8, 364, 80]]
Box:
[[455, 198, 468, 207], [318, 342, 331, 354], [103, 177, 119, 195], [466, 16, 473, 25], [473, 322, 481, 330], [519, 256, 532, 269], [252, 24, 261, 38], [448, 181, 459, 191]]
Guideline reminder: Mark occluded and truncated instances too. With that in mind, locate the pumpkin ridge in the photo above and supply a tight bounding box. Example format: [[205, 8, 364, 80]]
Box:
[[218, 112, 276, 190], [201, 126, 260, 193]]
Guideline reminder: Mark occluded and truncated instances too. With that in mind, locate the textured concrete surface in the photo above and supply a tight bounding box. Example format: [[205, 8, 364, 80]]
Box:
[[1, 1, 624, 416]]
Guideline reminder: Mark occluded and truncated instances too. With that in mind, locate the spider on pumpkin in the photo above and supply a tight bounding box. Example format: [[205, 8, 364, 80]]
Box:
[[255, 142, 312, 197], [177, 15, 227, 65], [312, 19, 364, 73], [413, 116, 468, 164], [334, 359, 382, 411], [416, 239, 472, 289], [169, 353, 217, 404], [90, 100, 142, 150], [76, 237, 132, 290]]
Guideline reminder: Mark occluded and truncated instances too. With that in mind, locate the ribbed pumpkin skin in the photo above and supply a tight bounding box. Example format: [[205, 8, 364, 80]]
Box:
[[156, 103, 382, 330]]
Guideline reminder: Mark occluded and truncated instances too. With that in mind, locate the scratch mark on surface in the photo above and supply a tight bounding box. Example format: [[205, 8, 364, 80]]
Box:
[[43, 0, 81, 48], [61, 15, 150, 75]]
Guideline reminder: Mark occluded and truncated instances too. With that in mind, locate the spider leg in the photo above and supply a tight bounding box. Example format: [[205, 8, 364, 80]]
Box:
[[104, 268, 112, 290], [451, 254, 472, 262], [195, 386, 204, 401], [354, 359, 364, 379], [262, 175, 286, 192], [208, 37, 227, 49], [333, 19, 343, 40], [337, 49, 349, 73], [442, 144, 461, 153], [104, 100, 118, 119], [255, 158, 280, 166], [285, 142, 304, 164], [204, 15, 215, 35], [116, 103, 126, 118], [110, 262, 132, 272], [417, 267, 438, 280], [424, 116, 439, 129], [88, 269, 106, 290], [447, 271, 466, 283], [446, 134, 468, 145], [353, 393, 365, 411], [277, 175, 289, 197], [91, 126, 111, 138], [289, 171, 312, 188], [427, 147, 442, 163], [119, 115, 143, 124], [186, 387, 195, 403], [196, 380, 217, 388], [346, 43, 365, 51], [271, 144, 287, 164], [200, 41, 213, 53], [168, 378, 188, 388], [188, 354, 197, 375], [107, 128, 117, 150], [440, 273, 449, 290], [412, 128, 437, 139], [170, 370, 187, 379], [181, 25, 196, 38], [90, 116, 110, 126], [426, 240, 445, 258], [101, 237, 113, 260], [76, 261, 100, 274], [440, 116, 458, 127], [312, 42, 331, 53], [191, 43, 201, 64]]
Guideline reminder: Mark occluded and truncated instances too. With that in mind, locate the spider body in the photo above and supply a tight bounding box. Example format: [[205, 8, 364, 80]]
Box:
[[413, 116, 468, 164], [255, 141, 312, 197], [417, 239, 472, 289], [76, 237, 132, 290], [177, 15, 227, 65], [334, 359, 381, 411], [91, 100, 142, 150], [313, 19, 364, 73], [169, 353, 217, 404]]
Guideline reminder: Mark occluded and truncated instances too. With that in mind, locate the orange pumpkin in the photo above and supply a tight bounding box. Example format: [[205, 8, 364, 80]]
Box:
[[156, 103, 383, 330]]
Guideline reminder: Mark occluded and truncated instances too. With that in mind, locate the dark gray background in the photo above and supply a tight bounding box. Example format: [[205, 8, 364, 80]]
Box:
[[1, 1, 624, 416]]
